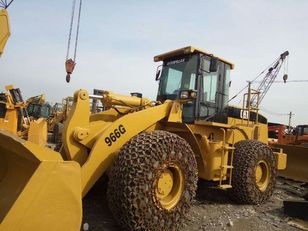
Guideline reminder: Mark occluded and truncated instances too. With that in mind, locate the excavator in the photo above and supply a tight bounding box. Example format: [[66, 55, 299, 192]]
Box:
[[0, 46, 287, 231]]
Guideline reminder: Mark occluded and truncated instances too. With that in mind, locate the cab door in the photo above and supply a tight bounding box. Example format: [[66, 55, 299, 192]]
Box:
[[197, 56, 230, 123]]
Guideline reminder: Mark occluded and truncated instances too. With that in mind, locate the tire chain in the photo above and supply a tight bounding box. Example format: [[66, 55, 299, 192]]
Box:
[[107, 130, 198, 231], [231, 140, 277, 204]]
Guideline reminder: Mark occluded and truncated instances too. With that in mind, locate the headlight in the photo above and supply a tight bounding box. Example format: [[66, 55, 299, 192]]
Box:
[[179, 90, 197, 100], [180, 91, 189, 99]]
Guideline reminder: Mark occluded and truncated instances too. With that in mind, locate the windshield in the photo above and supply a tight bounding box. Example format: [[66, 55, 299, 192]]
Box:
[[40, 105, 50, 118], [158, 55, 198, 100]]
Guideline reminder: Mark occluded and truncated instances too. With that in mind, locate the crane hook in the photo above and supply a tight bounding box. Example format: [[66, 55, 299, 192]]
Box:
[[65, 59, 76, 83]]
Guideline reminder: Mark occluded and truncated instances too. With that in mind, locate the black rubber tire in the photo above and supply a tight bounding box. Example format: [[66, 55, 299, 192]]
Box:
[[107, 130, 198, 231], [231, 140, 277, 204], [53, 122, 63, 144]]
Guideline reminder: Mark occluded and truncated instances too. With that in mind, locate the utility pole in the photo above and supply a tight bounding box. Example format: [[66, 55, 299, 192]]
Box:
[[288, 111, 294, 133]]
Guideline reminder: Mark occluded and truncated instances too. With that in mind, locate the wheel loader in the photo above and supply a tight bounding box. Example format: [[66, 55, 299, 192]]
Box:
[[269, 123, 308, 182], [0, 46, 287, 231], [0, 85, 47, 147], [26, 94, 51, 120]]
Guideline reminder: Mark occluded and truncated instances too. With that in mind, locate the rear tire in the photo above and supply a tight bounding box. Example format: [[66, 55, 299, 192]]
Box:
[[231, 140, 277, 204], [53, 122, 63, 144], [107, 130, 198, 231]]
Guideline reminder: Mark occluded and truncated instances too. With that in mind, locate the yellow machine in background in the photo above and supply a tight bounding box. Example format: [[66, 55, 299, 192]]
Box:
[[0, 85, 47, 146], [26, 94, 51, 121], [0, 47, 287, 231], [48, 96, 73, 143], [269, 124, 308, 182], [0, 9, 10, 56]]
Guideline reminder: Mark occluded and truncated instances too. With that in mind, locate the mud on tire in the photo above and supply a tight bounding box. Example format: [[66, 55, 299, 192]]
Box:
[[231, 140, 277, 204], [107, 130, 198, 231]]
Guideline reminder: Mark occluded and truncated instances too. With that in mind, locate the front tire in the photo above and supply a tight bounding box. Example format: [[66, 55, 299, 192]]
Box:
[[107, 130, 198, 231], [231, 140, 277, 204]]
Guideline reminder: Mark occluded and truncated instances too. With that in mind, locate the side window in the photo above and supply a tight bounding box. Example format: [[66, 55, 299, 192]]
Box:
[[201, 57, 218, 103], [223, 64, 230, 107], [0, 103, 6, 118], [203, 72, 218, 102]]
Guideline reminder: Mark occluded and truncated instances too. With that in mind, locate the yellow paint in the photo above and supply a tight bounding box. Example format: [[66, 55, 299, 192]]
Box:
[[255, 160, 270, 192], [0, 130, 82, 231], [154, 46, 234, 69], [28, 118, 48, 147], [0, 85, 47, 146], [0, 9, 10, 56], [155, 163, 184, 210], [0, 46, 284, 229]]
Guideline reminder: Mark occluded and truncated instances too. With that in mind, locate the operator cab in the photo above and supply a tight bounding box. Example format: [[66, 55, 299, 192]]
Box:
[[155, 46, 234, 123]]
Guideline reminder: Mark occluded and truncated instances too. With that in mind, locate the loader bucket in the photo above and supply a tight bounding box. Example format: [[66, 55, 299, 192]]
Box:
[[273, 143, 308, 183], [28, 118, 47, 147], [0, 130, 82, 231]]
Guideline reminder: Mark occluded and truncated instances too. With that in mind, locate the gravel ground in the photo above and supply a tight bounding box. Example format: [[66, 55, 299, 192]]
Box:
[[82, 177, 307, 231]]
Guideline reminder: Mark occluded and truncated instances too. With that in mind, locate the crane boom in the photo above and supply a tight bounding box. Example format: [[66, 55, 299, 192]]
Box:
[[251, 51, 289, 107]]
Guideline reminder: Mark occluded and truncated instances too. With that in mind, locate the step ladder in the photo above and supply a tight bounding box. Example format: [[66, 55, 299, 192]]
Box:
[[219, 128, 235, 189]]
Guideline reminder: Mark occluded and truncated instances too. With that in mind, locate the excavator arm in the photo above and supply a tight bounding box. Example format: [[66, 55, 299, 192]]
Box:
[[0, 9, 10, 56]]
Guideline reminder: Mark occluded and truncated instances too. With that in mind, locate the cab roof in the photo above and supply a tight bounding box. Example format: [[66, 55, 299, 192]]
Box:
[[154, 46, 235, 69]]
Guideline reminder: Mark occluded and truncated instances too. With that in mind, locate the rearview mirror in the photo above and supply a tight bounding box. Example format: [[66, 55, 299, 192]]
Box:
[[201, 56, 218, 73], [155, 65, 162, 81]]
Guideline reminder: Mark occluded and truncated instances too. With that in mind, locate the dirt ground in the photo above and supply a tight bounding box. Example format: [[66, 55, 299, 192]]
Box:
[[82, 177, 308, 231]]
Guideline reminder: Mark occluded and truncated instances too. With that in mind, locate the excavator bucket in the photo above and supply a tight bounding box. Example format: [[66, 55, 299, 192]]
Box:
[[0, 130, 82, 231], [28, 118, 48, 147], [273, 143, 308, 183]]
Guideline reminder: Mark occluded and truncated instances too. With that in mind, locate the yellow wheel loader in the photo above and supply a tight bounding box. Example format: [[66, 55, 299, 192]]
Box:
[[0, 46, 287, 231], [0, 85, 47, 146], [48, 96, 73, 144], [26, 94, 51, 120]]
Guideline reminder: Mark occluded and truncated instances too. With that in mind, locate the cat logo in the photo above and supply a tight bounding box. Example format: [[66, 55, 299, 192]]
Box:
[[240, 109, 249, 119]]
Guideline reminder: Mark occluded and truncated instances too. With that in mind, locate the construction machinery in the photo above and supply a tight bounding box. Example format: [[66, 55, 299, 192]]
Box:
[[47, 96, 73, 144], [26, 94, 51, 120], [0, 8, 10, 56], [0, 0, 14, 56], [269, 123, 308, 182], [0, 85, 47, 146], [0, 46, 287, 231]]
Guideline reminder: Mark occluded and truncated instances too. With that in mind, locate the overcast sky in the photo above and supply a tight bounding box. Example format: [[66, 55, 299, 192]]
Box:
[[0, 0, 307, 125]]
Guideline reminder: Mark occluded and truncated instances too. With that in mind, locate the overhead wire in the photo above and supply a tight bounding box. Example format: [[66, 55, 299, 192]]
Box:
[[259, 106, 290, 116]]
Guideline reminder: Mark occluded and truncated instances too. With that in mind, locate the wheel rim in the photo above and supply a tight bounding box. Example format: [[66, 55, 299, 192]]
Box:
[[255, 160, 270, 191], [155, 163, 184, 210]]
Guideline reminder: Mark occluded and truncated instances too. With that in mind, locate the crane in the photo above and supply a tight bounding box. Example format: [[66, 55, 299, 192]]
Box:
[[65, 0, 83, 83], [229, 51, 289, 107], [250, 51, 289, 107]]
